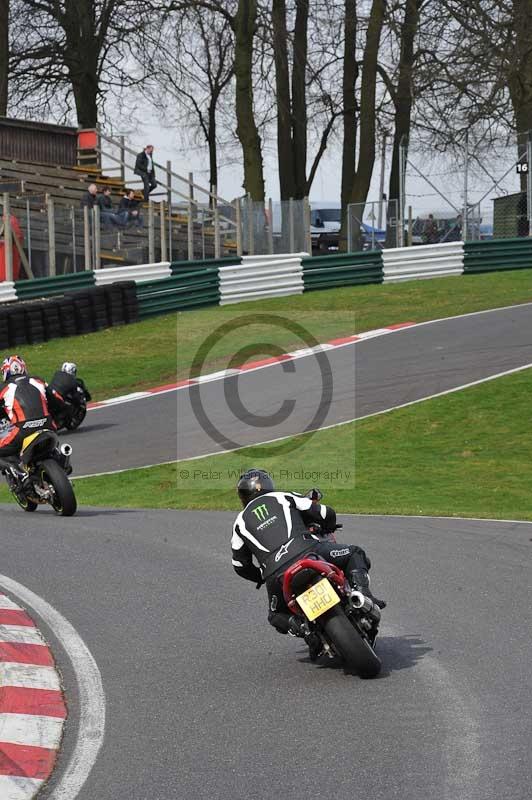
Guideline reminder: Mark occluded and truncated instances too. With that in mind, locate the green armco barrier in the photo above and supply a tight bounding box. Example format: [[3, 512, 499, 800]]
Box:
[[302, 251, 383, 290], [15, 271, 96, 299], [464, 238, 532, 273], [170, 257, 241, 275], [136, 269, 219, 318]]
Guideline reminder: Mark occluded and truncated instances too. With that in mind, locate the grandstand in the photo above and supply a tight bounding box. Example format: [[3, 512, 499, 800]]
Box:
[[0, 117, 234, 277]]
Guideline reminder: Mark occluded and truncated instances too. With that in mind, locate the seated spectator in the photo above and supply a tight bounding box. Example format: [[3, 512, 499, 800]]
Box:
[[97, 187, 120, 229], [80, 183, 98, 209], [118, 190, 144, 228]]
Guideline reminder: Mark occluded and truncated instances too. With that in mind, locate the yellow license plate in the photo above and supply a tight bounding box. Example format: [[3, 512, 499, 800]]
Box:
[[296, 578, 340, 621]]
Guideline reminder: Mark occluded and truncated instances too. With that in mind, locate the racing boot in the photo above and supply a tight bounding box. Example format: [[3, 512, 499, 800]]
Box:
[[288, 616, 324, 661], [349, 569, 387, 610]]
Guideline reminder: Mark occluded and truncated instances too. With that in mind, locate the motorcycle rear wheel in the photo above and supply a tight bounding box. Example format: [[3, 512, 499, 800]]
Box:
[[321, 607, 381, 678], [65, 405, 86, 431], [40, 459, 77, 517]]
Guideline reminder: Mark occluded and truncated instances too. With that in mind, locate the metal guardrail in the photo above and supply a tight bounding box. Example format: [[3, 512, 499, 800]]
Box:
[[302, 252, 383, 290], [382, 241, 464, 282], [463, 237, 532, 273], [136, 268, 220, 318], [219, 255, 304, 305]]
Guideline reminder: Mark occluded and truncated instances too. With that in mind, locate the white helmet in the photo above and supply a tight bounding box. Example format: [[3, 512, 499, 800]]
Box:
[[61, 362, 77, 376]]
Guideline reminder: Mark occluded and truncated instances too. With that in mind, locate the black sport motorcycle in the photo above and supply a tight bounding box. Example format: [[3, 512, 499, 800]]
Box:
[[48, 383, 89, 432], [0, 428, 77, 516]]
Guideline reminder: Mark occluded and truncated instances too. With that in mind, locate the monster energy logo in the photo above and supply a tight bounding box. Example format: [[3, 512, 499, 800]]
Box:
[[252, 504, 269, 522]]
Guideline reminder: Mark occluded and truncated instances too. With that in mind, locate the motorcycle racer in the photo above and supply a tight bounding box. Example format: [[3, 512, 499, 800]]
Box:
[[0, 356, 56, 466], [48, 362, 92, 404], [231, 468, 385, 656]]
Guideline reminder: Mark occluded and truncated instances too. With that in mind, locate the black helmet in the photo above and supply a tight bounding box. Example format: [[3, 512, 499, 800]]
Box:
[[237, 468, 275, 507]]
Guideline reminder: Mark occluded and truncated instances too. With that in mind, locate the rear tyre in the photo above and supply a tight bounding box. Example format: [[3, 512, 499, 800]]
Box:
[[321, 607, 381, 678], [65, 405, 86, 430], [40, 459, 77, 517]]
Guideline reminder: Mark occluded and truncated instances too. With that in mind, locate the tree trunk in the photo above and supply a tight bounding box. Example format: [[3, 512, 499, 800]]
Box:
[[349, 0, 386, 206], [0, 0, 8, 115], [292, 0, 308, 199], [387, 0, 422, 207], [63, 0, 100, 127], [340, 0, 358, 247], [509, 0, 532, 192], [272, 0, 295, 200], [233, 0, 265, 201], [208, 102, 218, 200]]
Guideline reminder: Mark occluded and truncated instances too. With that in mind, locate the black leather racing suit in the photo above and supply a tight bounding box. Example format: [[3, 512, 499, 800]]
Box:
[[231, 491, 371, 634], [49, 371, 91, 403]]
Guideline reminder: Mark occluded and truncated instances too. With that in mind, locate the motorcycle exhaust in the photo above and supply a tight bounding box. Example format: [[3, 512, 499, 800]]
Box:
[[59, 443, 73, 472], [350, 590, 381, 623]]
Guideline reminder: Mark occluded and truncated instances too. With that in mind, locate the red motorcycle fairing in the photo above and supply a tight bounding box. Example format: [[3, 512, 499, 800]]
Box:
[[282, 557, 346, 614]]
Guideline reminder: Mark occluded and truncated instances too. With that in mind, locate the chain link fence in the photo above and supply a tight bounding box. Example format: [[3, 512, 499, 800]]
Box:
[[395, 130, 532, 244]]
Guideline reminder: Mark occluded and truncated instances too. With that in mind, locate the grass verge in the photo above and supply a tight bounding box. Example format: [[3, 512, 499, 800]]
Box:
[[9, 269, 532, 401], [1, 366, 523, 520]]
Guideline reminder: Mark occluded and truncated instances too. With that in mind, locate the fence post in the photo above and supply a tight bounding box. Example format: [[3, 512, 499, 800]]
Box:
[[166, 160, 173, 261], [160, 200, 167, 261], [236, 197, 243, 256], [347, 204, 352, 252], [213, 184, 220, 259], [26, 198, 33, 276], [407, 205, 413, 246], [289, 198, 295, 253], [93, 205, 101, 270], [247, 194, 255, 256], [398, 137, 406, 247], [303, 196, 312, 255], [188, 172, 194, 261], [119, 135, 125, 183], [2, 193, 13, 282], [463, 132, 469, 241], [378, 132, 387, 230], [46, 194, 56, 276], [83, 206, 92, 271], [148, 201, 155, 263], [268, 197, 274, 254], [71, 206, 77, 273], [527, 132, 532, 237]]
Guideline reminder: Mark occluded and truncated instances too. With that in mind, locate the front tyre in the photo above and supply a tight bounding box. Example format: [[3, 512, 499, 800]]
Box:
[[41, 459, 77, 517], [321, 607, 381, 678]]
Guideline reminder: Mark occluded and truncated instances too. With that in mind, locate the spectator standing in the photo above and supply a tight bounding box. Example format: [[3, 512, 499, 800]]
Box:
[[97, 187, 119, 228], [423, 214, 440, 244], [118, 190, 143, 228], [134, 144, 157, 201], [80, 183, 98, 209]]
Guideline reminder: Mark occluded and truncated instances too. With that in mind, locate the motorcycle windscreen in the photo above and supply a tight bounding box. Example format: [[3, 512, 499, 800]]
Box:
[[20, 429, 58, 465], [297, 578, 340, 621]]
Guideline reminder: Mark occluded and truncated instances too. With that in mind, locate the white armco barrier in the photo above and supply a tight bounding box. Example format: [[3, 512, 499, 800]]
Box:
[[382, 242, 464, 282], [93, 262, 171, 285], [219, 255, 306, 305], [0, 281, 17, 302]]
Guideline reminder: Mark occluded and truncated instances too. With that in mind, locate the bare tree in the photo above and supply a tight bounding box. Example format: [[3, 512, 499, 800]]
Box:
[[340, 0, 387, 246], [0, 0, 8, 115], [9, 0, 149, 127], [138, 7, 234, 195]]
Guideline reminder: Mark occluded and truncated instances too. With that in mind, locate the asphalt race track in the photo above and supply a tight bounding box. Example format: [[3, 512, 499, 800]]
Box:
[[2, 507, 531, 800], [73, 304, 532, 474], [2, 303, 532, 799]]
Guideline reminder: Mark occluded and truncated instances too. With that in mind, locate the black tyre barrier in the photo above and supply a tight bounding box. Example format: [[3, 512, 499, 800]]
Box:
[[0, 281, 139, 348]]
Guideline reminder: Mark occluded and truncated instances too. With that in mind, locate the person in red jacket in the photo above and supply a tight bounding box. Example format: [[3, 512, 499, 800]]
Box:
[[0, 356, 57, 465]]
